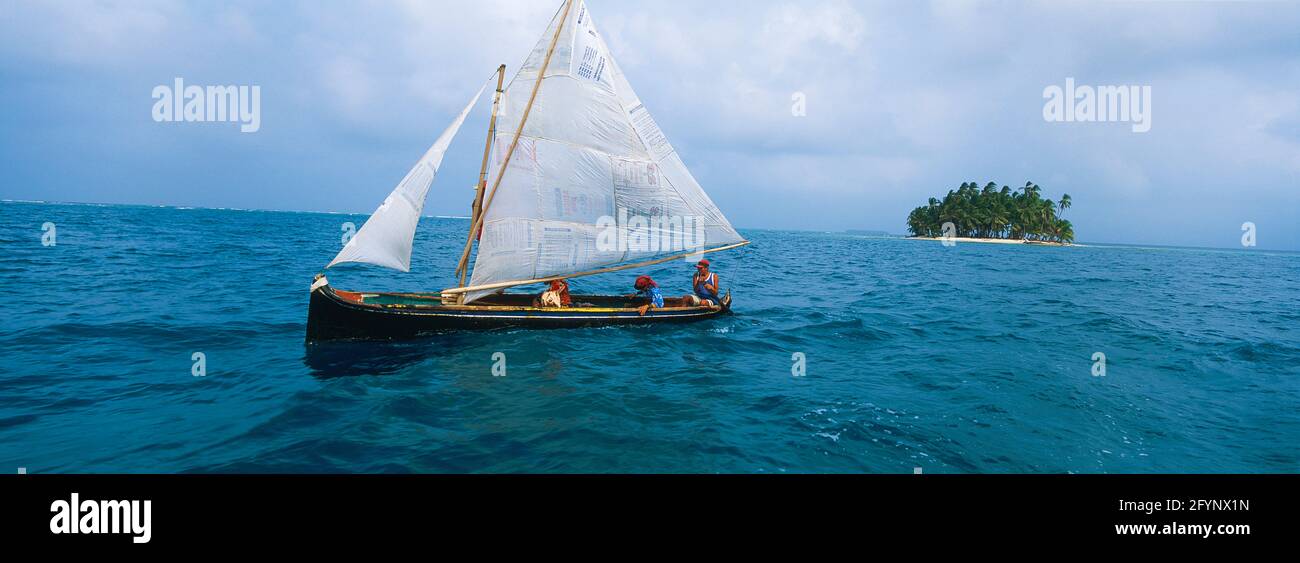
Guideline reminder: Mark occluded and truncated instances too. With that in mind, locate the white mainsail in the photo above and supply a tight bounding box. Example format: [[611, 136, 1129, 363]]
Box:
[[327, 82, 490, 272], [462, 0, 744, 303]]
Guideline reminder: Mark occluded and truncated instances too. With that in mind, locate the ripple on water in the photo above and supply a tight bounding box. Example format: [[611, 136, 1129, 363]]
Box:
[[1, 202, 1298, 473]]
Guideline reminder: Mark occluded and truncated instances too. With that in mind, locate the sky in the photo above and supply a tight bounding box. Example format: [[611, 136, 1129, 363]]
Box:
[[1, 0, 1297, 250]]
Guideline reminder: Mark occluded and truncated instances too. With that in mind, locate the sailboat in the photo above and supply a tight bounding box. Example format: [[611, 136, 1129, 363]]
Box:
[[307, 0, 749, 341]]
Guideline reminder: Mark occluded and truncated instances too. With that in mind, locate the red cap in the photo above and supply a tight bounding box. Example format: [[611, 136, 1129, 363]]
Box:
[[696, 259, 710, 268], [635, 275, 656, 289]]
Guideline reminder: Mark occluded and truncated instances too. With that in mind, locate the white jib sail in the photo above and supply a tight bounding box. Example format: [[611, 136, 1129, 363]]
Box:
[[464, 0, 744, 303], [326, 81, 490, 272]]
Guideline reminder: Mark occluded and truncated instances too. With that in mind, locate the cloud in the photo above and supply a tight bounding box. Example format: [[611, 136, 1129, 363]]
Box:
[[1, 0, 1297, 249], [0, 0, 181, 66], [761, 0, 868, 72]]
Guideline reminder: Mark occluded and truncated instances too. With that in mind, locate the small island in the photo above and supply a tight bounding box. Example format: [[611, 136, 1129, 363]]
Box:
[[906, 182, 1074, 245]]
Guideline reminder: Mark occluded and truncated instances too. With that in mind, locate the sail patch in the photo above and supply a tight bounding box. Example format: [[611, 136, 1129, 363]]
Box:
[[576, 46, 607, 82], [628, 104, 674, 161], [569, 2, 610, 86]]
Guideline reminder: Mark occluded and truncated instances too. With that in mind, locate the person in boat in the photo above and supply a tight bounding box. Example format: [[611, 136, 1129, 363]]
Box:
[[631, 275, 664, 316], [534, 278, 571, 308], [691, 259, 722, 309]]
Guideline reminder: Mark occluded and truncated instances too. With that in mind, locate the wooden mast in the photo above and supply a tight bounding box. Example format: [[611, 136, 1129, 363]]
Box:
[[457, 63, 507, 288], [448, 0, 573, 303], [441, 0, 750, 303]]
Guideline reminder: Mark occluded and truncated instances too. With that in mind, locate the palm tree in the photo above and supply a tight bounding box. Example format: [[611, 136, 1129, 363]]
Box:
[[987, 205, 1009, 238], [1058, 221, 1075, 244], [1039, 199, 1056, 241], [904, 182, 1075, 243], [906, 207, 927, 237]]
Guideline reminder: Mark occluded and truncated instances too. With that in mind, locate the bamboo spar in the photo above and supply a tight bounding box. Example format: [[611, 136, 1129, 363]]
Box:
[[450, 0, 573, 301], [441, 241, 751, 296], [457, 64, 507, 287]]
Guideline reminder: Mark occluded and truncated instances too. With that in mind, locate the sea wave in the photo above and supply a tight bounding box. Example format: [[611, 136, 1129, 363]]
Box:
[[1, 202, 1297, 473]]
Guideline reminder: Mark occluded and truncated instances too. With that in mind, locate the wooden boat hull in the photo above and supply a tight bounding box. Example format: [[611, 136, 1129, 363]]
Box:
[[306, 277, 731, 341]]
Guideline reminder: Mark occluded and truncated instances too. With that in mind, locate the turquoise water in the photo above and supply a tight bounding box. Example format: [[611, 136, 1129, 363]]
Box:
[[1, 201, 1297, 473]]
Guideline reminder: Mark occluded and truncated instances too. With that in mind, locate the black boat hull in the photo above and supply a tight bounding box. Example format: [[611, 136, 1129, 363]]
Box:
[[306, 279, 731, 341]]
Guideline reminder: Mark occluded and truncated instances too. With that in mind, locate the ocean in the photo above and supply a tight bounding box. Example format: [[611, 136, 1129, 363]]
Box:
[[2, 201, 1297, 473]]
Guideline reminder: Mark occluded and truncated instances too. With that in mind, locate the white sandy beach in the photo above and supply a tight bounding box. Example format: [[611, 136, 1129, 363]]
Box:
[[908, 236, 1076, 247]]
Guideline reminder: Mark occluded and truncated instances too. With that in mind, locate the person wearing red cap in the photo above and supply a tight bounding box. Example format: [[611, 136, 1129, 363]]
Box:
[[630, 275, 663, 316], [533, 278, 571, 308], [692, 259, 722, 309]]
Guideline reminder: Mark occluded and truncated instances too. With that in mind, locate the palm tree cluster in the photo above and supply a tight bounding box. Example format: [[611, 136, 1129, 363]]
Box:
[[906, 182, 1074, 243]]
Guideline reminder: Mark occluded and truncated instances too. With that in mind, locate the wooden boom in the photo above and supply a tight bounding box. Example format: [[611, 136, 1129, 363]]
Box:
[[441, 241, 750, 297]]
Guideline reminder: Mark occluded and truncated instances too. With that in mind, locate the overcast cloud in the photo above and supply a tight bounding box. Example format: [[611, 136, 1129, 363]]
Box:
[[1, 0, 1297, 249]]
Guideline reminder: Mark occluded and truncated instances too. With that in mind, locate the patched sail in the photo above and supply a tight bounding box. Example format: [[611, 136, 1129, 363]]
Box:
[[327, 82, 489, 272], [463, 0, 744, 303]]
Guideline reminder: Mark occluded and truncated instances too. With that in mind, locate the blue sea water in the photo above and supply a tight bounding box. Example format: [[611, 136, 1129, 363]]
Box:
[[1, 201, 1298, 473]]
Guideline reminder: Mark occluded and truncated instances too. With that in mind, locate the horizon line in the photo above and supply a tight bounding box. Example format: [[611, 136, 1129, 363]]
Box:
[[3, 198, 1294, 254]]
